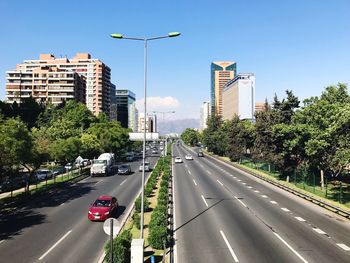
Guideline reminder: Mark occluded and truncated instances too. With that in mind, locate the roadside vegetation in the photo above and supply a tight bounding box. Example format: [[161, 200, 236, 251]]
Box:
[[181, 83, 350, 208], [0, 98, 138, 196]]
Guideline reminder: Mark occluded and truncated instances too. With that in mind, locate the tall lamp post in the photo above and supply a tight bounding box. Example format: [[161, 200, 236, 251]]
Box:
[[110, 32, 180, 239]]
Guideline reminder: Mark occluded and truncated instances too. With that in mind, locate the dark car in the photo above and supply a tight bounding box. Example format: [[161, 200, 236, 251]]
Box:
[[88, 196, 118, 221], [118, 164, 132, 175], [198, 151, 204, 157], [52, 166, 65, 177]]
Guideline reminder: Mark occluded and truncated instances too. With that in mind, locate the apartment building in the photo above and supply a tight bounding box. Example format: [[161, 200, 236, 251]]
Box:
[[6, 65, 85, 105], [200, 101, 211, 131], [138, 113, 157, 133], [222, 73, 255, 120], [6, 53, 111, 116]]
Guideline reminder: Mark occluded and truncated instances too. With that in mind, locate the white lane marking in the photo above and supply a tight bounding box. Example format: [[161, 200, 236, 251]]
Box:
[[217, 180, 223, 186], [281, 208, 290, 212], [120, 179, 127, 186], [0, 240, 4, 244], [207, 170, 212, 175], [233, 176, 236, 178], [59, 203, 65, 206], [193, 179, 197, 186], [247, 186, 253, 189], [220, 230, 239, 262], [229, 174, 233, 177], [188, 170, 192, 175], [270, 201, 278, 205], [313, 228, 327, 235], [201, 195, 208, 207], [254, 190, 260, 193], [261, 195, 268, 198], [237, 179, 241, 182], [97, 251, 106, 263], [234, 196, 247, 208], [337, 243, 350, 251], [242, 182, 246, 185], [274, 233, 308, 263], [39, 230, 72, 260], [295, 217, 306, 222], [95, 180, 101, 185]]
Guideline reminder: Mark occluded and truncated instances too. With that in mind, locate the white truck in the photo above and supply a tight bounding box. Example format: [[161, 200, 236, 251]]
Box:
[[90, 153, 115, 177]]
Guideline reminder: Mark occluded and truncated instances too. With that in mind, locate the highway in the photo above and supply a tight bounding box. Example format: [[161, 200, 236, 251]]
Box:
[[173, 143, 350, 263], [0, 156, 158, 263]]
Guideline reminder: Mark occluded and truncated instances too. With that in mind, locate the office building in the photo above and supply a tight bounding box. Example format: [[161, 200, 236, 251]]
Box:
[[222, 73, 255, 120], [211, 61, 237, 116], [129, 102, 138, 132], [110, 83, 117, 120], [115, 89, 136, 129], [6, 65, 85, 105], [200, 101, 211, 131], [6, 53, 111, 116], [138, 113, 157, 133]]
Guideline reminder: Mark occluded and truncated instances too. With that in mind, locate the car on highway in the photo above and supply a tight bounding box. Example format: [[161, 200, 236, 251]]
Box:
[[118, 164, 132, 175], [185, 154, 193, 160], [139, 161, 151, 172], [197, 151, 204, 157], [52, 166, 65, 177], [175, 157, 183, 163], [88, 196, 118, 221]]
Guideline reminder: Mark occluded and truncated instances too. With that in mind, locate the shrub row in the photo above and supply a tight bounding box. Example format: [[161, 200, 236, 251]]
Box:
[[148, 151, 172, 249], [104, 229, 132, 263]]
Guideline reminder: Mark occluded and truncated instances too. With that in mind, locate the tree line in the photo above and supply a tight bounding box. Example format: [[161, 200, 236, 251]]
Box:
[[0, 98, 134, 182], [181, 83, 350, 181]]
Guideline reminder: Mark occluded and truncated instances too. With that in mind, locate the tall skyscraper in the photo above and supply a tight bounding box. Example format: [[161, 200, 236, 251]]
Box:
[[138, 113, 157, 133], [200, 101, 211, 131], [110, 83, 117, 120], [6, 53, 111, 116], [222, 73, 255, 120], [211, 61, 237, 116], [115, 89, 136, 129]]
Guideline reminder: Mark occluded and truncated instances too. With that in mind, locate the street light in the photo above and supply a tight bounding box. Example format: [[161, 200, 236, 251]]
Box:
[[110, 32, 180, 239]]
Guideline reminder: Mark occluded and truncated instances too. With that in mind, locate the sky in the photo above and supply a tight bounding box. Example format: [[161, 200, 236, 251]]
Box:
[[0, 0, 349, 120]]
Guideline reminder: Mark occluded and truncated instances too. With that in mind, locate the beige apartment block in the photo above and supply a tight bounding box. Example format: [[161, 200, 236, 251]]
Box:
[[7, 53, 111, 116], [255, 102, 266, 112], [6, 66, 85, 106]]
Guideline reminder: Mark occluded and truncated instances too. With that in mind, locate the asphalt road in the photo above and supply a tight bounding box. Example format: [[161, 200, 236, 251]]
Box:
[[0, 155, 159, 263], [173, 143, 350, 263]]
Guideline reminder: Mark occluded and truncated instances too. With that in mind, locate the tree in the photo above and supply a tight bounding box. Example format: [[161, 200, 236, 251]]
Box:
[[49, 137, 81, 163], [181, 128, 200, 146], [202, 114, 228, 156]]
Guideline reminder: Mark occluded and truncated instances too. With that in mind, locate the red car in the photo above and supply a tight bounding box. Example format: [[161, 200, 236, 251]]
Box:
[[88, 196, 118, 221]]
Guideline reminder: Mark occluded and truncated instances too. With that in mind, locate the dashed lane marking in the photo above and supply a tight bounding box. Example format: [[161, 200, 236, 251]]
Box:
[[295, 217, 306, 222], [193, 179, 197, 186], [273, 233, 308, 263], [234, 196, 247, 208], [281, 208, 290, 212], [254, 190, 260, 193], [313, 228, 327, 235], [188, 170, 192, 175], [201, 195, 209, 207], [0, 240, 4, 244], [270, 201, 278, 205], [217, 179, 223, 186], [337, 244, 350, 251], [247, 186, 253, 189], [261, 195, 268, 198], [220, 230, 239, 262], [120, 179, 127, 186], [39, 230, 72, 260]]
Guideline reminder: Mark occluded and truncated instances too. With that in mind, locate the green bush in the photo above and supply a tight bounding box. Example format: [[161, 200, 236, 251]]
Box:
[[132, 212, 141, 229], [145, 184, 153, 197], [160, 179, 168, 188], [135, 196, 149, 212], [104, 229, 132, 263], [148, 225, 168, 249]]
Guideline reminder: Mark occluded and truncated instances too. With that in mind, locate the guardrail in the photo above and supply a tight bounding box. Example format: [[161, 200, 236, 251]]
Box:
[[206, 152, 350, 220]]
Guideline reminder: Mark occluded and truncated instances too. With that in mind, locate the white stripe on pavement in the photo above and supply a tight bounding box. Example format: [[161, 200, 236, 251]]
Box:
[[120, 179, 127, 186], [261, 195, 268, 198], [254, 190, 260, 193], [201, 195, 208, 207], [270, 201, 278, 205], [217, 180, 223, 186], [188, 170, 191, 175], [234, 196, 247, 208], [193, 179, 197, 186], [281, 208, 290, 212], [295, 217, 306, 222], [207, 170, 212, 175], [313, 228, 327, 235], [273, 233, 308, 263], [220, 230, 239, 262], [247, 186, 253, 189], [0, 240, 4, 244], [337, 243, 350, 251], [39, 230, 72, 260]]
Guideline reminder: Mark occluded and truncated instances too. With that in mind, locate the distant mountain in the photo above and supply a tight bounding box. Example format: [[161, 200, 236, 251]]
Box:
[[158, 119, 200, 135]]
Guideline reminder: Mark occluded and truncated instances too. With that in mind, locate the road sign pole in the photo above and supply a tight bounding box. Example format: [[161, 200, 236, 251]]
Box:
[[110, 219, 113, 263]]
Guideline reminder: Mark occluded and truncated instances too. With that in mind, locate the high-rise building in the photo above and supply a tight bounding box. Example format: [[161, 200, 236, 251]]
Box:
[[138, 113, 157, 133], [115, 89, 136, 129], [200, 101, 211, 131], [129, 102, 138, 132], [6, 65, 86, 105], [211, 61, 237, 116], [6, 53, 111, 116], [222, 73, 255, 120], [110, 83, 117, 120]]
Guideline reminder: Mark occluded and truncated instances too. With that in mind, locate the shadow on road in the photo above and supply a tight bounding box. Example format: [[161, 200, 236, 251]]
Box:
[[0, 181, 96, 240]]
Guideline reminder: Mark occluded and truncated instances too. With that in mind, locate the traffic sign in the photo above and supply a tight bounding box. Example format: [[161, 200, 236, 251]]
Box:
[[103, 218, 121, 238]]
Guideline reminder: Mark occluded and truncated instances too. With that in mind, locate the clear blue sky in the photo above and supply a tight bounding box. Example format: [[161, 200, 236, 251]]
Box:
[[1, 0, 349, 119]]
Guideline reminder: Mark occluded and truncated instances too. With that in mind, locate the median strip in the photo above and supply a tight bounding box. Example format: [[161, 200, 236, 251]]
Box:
[[39, 230, 72, 260]]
